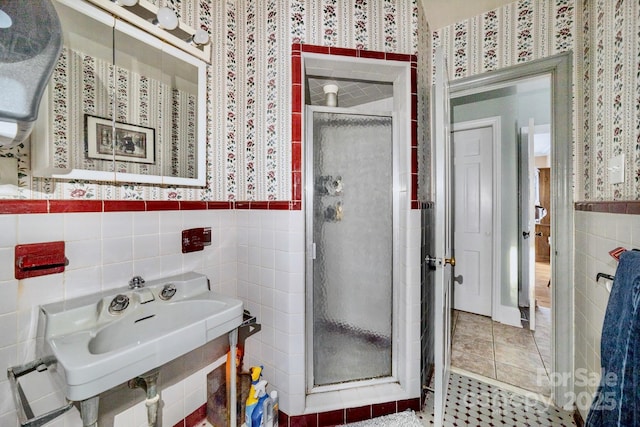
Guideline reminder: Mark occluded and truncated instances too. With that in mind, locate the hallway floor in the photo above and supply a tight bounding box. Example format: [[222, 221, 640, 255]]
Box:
[[450, 308, 552, 396], [421, 372, 576, 426]]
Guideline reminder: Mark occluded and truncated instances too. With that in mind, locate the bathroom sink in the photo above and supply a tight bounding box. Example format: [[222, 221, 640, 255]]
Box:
[[37, 272, 243, 401]]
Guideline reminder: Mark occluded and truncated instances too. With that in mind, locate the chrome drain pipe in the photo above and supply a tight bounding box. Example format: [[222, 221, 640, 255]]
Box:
[[128, 369, 161, 427]]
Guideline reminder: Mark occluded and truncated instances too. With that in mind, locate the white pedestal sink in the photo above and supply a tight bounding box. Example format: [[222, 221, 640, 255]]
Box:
[[35, 272, 243, 425]]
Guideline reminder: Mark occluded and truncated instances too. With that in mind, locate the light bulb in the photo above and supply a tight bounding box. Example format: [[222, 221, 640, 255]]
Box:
[[155, 7, 178, 30], [110, 0, 138, 6], [190, 29, 210, 46]]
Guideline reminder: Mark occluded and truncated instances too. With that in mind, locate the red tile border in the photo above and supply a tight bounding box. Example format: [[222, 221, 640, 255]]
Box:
[[575, 201, 640, 215], [290, 413, 317, 427], [0, 200, 48, 214], [372, 401, 397, 418], [207, 201, 234, 210], [180, 201, 208, 210], [184, 404, 207, 427], [359, 50, 386, 60], [268, 201, 291, 210], [292, 172, 302, 201], [279, 411, 290, 427], [145, 200, 181, 211], [346, 405, 371, 423], [292, 83, 302, 114], [292, 56, 302, 84], [291, 142, 302, 172], [386, 52, 411, 62], [290, 201, 303, 210], [104, 200, 146, 212], [329, 46, 358, 57], [49, 200, 103, 213], [235, 201, 251, 210], [318, 409, 344, 427], [291, 42, 302, 53], [301, 44, 330, 54], [397, 398, 421, 412], [292, 114, 302, 143]]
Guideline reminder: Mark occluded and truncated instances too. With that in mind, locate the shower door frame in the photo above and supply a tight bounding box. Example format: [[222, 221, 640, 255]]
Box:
[[305, 105, 400, 394]]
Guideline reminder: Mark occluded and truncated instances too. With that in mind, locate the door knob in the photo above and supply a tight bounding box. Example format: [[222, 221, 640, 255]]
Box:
[[444, 257, 455, 267]]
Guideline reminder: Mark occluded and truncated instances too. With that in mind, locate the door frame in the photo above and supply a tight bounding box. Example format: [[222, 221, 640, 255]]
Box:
[[448, 52, 574, 407], [451, 117, 503, 322]]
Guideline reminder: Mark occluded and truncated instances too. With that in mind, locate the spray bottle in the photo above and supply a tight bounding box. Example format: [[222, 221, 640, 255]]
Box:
[[245, 366, 268, 427]]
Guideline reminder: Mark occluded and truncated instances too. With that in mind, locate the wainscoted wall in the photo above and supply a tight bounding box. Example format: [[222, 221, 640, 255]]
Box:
[[573, 208, 640, 419]]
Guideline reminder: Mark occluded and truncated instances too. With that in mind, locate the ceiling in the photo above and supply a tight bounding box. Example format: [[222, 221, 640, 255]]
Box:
[[421, 0, 516, 30], [306, 76, 393, 108]]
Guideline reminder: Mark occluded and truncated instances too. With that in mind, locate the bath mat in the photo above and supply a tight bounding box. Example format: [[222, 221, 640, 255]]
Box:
[[344, 410, 424, 427]]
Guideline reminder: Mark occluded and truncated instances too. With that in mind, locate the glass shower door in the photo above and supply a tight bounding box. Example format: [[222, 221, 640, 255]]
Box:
[[307, 109, 394, 389]]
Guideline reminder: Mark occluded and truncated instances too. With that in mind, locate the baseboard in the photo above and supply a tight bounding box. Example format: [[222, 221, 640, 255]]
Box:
[[493, 304, 522, 327]]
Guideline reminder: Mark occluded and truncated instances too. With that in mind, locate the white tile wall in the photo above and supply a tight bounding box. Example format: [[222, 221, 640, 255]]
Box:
[[1, 204, 423, 425], [0, 210, 237, 427], [574, 211, 640, 419]]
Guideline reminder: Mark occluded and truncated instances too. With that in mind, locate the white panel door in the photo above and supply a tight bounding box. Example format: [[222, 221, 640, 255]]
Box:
[[432, 46, 452, 427], [452, 126, 493, 316]]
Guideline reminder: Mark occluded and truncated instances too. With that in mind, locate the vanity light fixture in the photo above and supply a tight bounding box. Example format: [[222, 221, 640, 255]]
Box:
[[187, 28, 210, 46], [110, 0, 138, 6], [153, 6, 179, 30]]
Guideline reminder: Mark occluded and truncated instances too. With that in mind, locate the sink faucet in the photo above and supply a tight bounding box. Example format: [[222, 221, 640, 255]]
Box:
[[129, 276, 145, 289]]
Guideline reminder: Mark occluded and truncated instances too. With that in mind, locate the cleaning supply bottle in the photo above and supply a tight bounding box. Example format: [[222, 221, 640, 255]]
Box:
[[245, 366, 268, 427], [262, 390, 278, 427]]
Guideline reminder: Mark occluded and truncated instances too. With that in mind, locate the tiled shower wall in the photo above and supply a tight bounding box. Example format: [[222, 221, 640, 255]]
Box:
[[573, 210, 640, 419]]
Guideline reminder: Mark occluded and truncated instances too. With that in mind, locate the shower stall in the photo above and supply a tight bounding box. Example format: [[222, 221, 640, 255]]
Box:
[[305, 107, 397, 392]]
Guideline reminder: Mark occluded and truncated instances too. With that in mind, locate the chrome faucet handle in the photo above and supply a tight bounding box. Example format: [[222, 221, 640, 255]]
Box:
[[129, 276, 145, 289]]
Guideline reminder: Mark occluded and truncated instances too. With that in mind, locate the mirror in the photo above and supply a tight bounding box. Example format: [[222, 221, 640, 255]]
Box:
[[32, 0, 206, 186]]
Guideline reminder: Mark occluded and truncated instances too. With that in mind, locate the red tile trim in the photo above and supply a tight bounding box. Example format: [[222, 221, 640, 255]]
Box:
[[329, 46, 358, 57], [0, 200, 48, 214], [292, 56, 302, 85], [290, 201, 302, 210], [184, 403, 207, 427], [281, 397, 420, 427], [301, 44, 330, 54], [104, 201, 146, 212], [180, 201, 208, 210], [372, 401, 397, 418], [207, 201, 234, 210], [411, 147, 418, 175], [411, 173, 419, 202], [145, 200, 181, 211], [575, 201, 640, 215], [290, 413, 318, 427], [386, 52, 412, 62], [291, 42, 302, 53], [250, 201, 270, 210], [235, 201, 251, 210], [292, 172, 302, 201], [49, 200, 103, 213], [292, 113, 302, 143], [318, 409, 344, 426], [397, 398, 421, 412], [346, 405, 371, 423], [268, 201, 291, 210], [292, 83, 302, 114], [411, 200, 422, 210], [292, 142, 302, 172], [359, 50, 386, 59]]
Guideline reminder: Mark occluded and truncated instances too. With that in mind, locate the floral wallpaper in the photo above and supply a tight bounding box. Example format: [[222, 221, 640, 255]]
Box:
[[434, 0, 640, 201], [0, 0, 419, 202]]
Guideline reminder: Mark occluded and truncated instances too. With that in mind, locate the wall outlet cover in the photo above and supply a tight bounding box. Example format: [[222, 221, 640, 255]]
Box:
[[608, 154, 625, 184]]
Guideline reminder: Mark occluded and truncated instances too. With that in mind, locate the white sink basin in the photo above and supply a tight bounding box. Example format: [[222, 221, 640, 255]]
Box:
[[37, 272, 243, 401]]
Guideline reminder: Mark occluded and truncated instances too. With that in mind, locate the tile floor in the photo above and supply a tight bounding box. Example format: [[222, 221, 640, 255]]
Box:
[[450, 308, 552, 396], [421, 372, 576, 426]]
